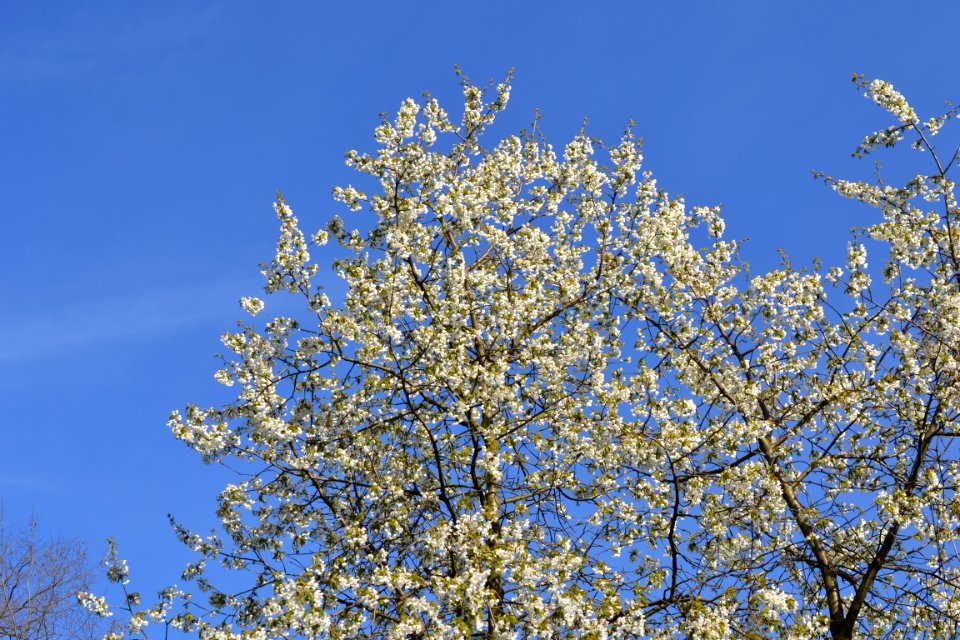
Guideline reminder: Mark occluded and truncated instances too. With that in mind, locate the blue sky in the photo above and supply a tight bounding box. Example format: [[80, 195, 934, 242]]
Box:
[[2, 0, 959, 605]]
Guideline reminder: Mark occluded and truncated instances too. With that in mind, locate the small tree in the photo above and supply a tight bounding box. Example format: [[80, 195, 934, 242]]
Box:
[[90, 73, 960, 639], [0, 514, 109, 640]]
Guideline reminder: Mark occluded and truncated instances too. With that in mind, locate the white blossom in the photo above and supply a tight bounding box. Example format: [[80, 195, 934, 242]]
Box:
[[239, 296, 264, 316], [88, 75, 960, 640]]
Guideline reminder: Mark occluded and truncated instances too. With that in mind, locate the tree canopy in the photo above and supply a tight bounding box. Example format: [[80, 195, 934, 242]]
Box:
[[87, 73, 960, 640], [1, 513, 109, 640]]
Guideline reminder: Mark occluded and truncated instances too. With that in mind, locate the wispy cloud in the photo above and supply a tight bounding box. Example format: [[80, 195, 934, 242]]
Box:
[[0, 475, 60, 491], [0, 3, 229, 84], [0, 279, 250, 363]]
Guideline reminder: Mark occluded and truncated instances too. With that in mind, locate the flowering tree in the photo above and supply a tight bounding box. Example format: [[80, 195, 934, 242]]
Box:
[[87, 72, 960, 639]]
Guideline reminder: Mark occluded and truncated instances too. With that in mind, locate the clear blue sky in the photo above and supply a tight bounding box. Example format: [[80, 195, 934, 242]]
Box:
[[2, 0, 959, 602]]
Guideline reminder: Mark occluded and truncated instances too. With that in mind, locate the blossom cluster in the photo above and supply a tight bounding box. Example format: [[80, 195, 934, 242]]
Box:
[[89, 76, 960, 640]]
